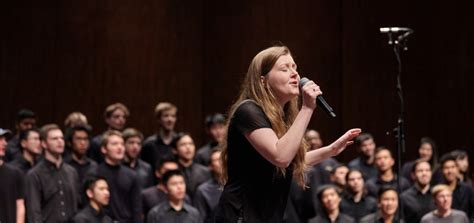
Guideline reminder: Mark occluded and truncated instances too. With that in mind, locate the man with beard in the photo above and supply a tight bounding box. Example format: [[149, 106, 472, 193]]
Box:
[[401, 159, 436, 223], [348, 133, 378, 180], [438, 153, 474, 220], [123, 128, 153, 189], [141, 102, 178, 170], [25, 124, 79, 223]]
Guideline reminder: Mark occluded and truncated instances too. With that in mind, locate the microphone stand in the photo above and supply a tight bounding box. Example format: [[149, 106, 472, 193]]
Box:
[[381, 28, 412, 223]]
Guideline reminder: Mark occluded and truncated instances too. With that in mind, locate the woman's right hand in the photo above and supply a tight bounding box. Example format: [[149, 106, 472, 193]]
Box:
[[300, 79, 321, 110]]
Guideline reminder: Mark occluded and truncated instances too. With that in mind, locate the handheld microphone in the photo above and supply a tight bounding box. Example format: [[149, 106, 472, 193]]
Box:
[[299, 77, 336, 118]]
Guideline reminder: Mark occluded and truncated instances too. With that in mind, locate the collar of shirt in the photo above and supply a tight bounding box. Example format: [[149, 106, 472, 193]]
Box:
[[43, 157, 64, 170], [164, 201, 191, 213]]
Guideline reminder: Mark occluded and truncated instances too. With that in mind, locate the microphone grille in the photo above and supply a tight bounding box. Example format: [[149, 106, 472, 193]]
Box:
[[299, 77, 310, 89]]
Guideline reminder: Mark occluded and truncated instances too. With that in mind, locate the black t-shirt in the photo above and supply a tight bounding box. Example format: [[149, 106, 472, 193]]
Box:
[[0, 163, 24, 223], [215, 100, 293, 223]]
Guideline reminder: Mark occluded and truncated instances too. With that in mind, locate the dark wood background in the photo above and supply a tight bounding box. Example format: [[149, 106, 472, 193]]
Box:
[[1, 0, 472, 164]]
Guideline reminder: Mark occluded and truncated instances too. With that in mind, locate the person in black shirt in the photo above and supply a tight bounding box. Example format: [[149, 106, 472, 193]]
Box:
[[329, 164, 349, 193], [10, 128, 42, 174], [308, 185, 355, 223], [6, 109, 37, 162], [400, 159, 435, 223], [72, 175, 112, 223], [195, 113, 226, 166], [215, 45, 361, 223], [89, 130, 142, 223], [173, 133, 210, 199], [366, 147, 410, 197], [348, 133, 378, 181], [360, 186, 403, 223], [401, 137, 438, 184], [340, 169, 377, 222], [89, 103, 130, 163], [451, 150, 473, 187], [439, 153, 474, 220], [64, 125, 97, 184], [123, 128, 153, 189], [0, 128, 26, 223], [141, 102, 178, 170], [141, 157, 180, 216], [194, 148, 223, 223], [25, 124, 79, 223], [147, 170, 200, 223]]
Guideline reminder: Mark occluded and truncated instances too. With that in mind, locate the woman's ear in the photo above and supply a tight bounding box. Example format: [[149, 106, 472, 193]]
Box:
[[260, 75, 265, 85]]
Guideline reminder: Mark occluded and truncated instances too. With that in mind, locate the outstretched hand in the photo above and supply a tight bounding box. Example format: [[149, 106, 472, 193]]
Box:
[[329, 128, 362, 156]]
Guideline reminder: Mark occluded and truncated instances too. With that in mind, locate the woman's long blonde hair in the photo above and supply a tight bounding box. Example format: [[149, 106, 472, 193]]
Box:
[[221, 45, 308, 188]]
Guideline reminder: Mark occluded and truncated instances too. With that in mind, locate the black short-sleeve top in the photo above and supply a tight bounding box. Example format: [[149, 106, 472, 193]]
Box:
[[215, 100, 293, 223]]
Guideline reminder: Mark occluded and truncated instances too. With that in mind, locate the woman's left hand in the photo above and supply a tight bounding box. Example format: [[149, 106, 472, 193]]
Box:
[[329, 128, 362, 156]]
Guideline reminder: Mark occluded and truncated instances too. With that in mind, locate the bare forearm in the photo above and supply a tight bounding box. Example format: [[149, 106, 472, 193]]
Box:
[[16, 199, 25, 223], [274, 107, 314, 165], [305, 146, 334, 166]]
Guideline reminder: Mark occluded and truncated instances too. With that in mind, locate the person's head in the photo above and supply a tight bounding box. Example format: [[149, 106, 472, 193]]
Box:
[[122, 128, 144, 161], [205, 113, 226, 144], [104, 103, 129, 131], [374, 146, 395, 173], [346, 169, 365, 194], [0, 128, 12, 158], [15, 109, 37, 133], [64, 112, 88, 128], [101, 130, 125, 164], [66, 125, 91, 157], [440, 154, 459, 183], [377, 186, 398, 217], [418, 137, 435, 162], [317, 185, 341, 214], [154, 102, 177, 132], [19, 128, 42, 156], [411, 159, 432, 187], [222, 45, 307, 187], [40, 124, 65, 156], [171, 133, 195, 163], [330, 164, 349, 188], [451, 150, 469, 174], [355, 133, 376, 158], [432, 184, 452, 213], [162, 169, 186, 201], [209, 147, 223, 176], [154, 156, 179, 181], [83, 175, 110, 207], [305, 129, 323, 150]]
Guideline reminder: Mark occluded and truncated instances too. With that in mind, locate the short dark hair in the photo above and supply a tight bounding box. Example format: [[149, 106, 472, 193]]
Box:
[[155, 156, 178, 171], [205, 113, 226, 128], [82, 175, 107, 199], [451, 150, 468, 160], [316, 184, 340, 202], [16, 109, 36, 123], [375, 146, 392, 157], [122, 128, 144, 142], [65, 124, 92, 144], [440, 153, 457, 167], [346, 168, 365, 183], [330, 163, 347, 175], [19, 128, 40, 142], [162, 169, 185, 186], [170, 132, 192, 149], [355, 133, 373, 147], [377, 185, 397, 201]]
